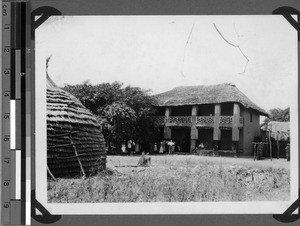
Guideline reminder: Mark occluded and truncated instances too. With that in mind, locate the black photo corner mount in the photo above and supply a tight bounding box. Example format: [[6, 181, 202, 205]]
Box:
[[31, 6, 62, 224], [272, 188, 300, 223], [31, 190, 62, 224], [31, 6, 62, 39], [272, 6, 300, 41], [272, 6, 300, 223]]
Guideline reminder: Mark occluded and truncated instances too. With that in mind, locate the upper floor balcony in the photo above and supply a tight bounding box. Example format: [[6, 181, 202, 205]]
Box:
[[153, 116, 244, 128]]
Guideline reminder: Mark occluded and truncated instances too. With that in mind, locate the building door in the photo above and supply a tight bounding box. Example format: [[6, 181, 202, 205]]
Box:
[[220, 130, 232, 150], [171, 128, 190, 153], [198, 128, 213, 149]]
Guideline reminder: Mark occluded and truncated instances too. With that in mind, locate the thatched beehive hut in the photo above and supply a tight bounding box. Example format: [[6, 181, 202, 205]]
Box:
[[47, 75, 106, 178]]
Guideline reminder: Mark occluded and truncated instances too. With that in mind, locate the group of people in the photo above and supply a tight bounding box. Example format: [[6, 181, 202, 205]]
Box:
[[121, 140, 139, 155], [117, 139, 181, 155], [153, 140, 177, 154]]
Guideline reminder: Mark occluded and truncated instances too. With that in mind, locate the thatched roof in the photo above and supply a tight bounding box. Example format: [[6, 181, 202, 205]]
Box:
[[47, 75, 99, 127], [47, 90, 99, 127], [47, 75, 106, 178], [155, 83, 268, 116]]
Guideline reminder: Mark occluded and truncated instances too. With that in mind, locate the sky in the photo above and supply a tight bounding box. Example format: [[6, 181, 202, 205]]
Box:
[[36, 15, 298, 111]]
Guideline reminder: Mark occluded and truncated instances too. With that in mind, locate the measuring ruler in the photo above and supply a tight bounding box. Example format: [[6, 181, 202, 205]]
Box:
[[2, 1, 27, 225], [2, 1, 12, 225]]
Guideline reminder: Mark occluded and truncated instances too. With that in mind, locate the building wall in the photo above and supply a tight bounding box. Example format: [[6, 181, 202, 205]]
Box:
[[238, 105, 244, 151], [159, 103, 262, 156], [240, 105, 244, 116], [242, 109, 260, 155]]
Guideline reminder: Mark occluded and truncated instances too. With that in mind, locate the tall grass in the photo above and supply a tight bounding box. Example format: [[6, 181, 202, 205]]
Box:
[[48, 156, 290, 203]]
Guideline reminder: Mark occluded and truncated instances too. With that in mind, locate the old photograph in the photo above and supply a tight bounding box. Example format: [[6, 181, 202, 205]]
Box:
[[35, 15, 298, 214]]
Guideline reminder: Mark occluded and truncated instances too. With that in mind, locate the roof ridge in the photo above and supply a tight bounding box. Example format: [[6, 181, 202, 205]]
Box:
[[173, 83, 236, 89]]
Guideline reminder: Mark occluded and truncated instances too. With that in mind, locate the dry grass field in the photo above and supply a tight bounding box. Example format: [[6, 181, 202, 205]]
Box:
[[48, 155, 290, 203]]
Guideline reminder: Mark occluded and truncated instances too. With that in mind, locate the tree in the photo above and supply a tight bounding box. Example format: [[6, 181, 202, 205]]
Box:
[[63, 82, 159, 150], [102, 101, 136, 147], [268, 107, 290, 122], [63, 81, 123, 115], [121, 86, 160, 145]]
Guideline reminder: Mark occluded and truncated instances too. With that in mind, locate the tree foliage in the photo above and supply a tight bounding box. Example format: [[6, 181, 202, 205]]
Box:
[[268, 107, 290, 122], [63, 82, 159, 148], [63, 81, 123, 115]]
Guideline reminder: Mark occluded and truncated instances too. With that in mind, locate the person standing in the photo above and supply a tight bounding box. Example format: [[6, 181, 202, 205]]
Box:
[[159, 141, 164, 154], [171, 141, 175, 154], [121, 143, 126, 155], [127, 140, 132, 155], [167, 140, 175, 154], [177, 145, 181, 152], [154, 143, 158, 154], [132, 141, 135, 155]]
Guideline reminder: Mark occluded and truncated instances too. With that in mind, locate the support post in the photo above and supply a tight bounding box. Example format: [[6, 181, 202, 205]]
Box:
[[164, 107, 172, 139], [232, 103, 240, 141], [190, 106, 198, 152], [268, 131, 272, 161], [232, 141, 239, 158], [276, 132, 280, 159], [232, 103, 240, 156], [213, 104, 221, 150], [164, 127, 171, 139], [190, 140, 197, 153], [47, 165, 56, 180], [69, 133, 86, 178]]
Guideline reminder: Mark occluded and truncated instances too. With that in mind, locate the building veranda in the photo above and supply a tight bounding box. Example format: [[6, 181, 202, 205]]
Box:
[[153, 83, 269, 156]]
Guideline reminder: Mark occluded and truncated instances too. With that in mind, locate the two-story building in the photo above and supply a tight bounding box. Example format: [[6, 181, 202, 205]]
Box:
[[153, 83, 268, 156]]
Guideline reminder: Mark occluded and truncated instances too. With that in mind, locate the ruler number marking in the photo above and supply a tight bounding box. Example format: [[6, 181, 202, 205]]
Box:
[[2, 4, 8, 17], [3, 202, 10, 208], [4, 24, 10, 30], [4, 47, 10, 53], [4, 113, 9, 120], [4, 69, 10, 75]]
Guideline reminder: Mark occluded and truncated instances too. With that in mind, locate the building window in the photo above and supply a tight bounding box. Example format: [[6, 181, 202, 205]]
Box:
[[250, 112, 253, 122]]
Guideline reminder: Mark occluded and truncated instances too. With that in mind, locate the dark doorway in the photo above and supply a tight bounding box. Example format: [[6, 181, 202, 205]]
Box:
[[171, 106, 192, 116], [198, 128, 213, 149], [220, 130, 232, 150], [155, 106, 165, 116], [221, 103, 233, 116], [171, 128, 190, 152], [198, 104, 214, 116]]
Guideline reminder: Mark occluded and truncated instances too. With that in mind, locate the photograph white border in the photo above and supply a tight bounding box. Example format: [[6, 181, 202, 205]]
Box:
[[35, 15, 299, 215]]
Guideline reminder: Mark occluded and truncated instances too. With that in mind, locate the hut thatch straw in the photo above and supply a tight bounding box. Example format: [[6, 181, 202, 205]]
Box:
[[155, 83, 268, 116], [47, 75, 106, 178]]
